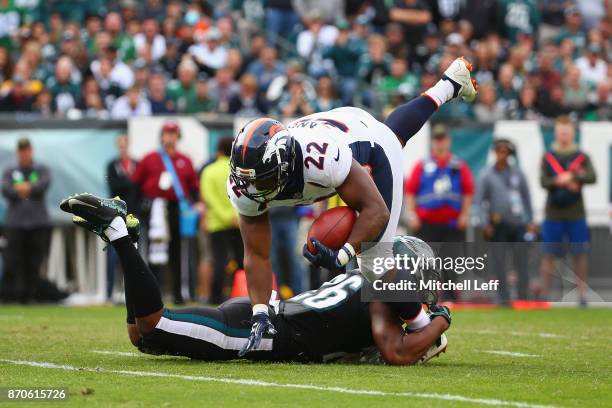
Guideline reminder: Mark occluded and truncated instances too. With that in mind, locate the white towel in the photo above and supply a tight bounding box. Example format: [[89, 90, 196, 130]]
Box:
[[148, 198, 169, 265]]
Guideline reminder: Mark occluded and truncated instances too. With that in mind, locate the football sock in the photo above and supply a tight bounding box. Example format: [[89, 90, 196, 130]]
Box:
[[384, 95, 438, 145], [104, 216, 128, 242], [253, 303, 268, 316], [423, 78, 456, 108], [112, 236, 164, 318]]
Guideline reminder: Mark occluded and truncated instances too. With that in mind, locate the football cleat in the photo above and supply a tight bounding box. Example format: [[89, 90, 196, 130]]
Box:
[[73, 213, 140, 244], [238, 313, 277, 357], [442, 56, 478, 102], [60, 193, 127, 241], [420, 333, 448, 364]]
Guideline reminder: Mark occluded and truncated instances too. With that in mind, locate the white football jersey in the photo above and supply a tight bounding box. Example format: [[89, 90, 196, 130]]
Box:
[[228, 107, 398, 217]]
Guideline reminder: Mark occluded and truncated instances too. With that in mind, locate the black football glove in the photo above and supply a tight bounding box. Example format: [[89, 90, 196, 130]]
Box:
[[428, 305, 451, 326], [238, 313, 277, 357], [302, 238, 355, 270]]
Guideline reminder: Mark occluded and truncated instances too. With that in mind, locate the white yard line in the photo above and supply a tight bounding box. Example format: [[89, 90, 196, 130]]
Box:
[[92, 350, 140, 357], [0, 358, 557, 408], [483, 350, 540, 358]]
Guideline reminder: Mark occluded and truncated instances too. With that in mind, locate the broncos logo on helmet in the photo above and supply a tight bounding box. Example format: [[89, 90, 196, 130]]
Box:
[[230, 118, 296, 203]]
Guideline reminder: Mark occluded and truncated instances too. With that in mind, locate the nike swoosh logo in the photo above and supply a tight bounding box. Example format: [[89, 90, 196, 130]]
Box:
[[334, 149, 340, 161], [69, 198, 97, 209]]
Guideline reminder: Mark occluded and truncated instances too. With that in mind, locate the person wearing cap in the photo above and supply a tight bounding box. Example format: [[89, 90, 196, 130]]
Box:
[[405, 124, 474, 242], [476, 138, 535, 303], [1, 138, 52, 303], [132, 121, 200, 304]]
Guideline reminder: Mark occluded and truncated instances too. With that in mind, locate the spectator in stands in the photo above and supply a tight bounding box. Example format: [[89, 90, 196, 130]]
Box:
[[496, 63, 519, 115], [293, 0, 344, 24], [134, 18, 166, 63], [132, 59, 151, 90], [90, 44, 135, 90], [358, 34, 392, 107], [584, 82, 612, 121], [104, 12, 136, 62], [76, 76, 109, 119], [246, 46, 285, 93], [46, 56, 80, 115], [378, 57, 419, 110], [297, 11, 338, 77], [111, 86, 152, 119], [208, 66, 239, 114], [265, 0, 298, 46], [498, 0, 540, 44], [314, 76, 341, 112], [555, 6, 587, 51], [510, 84, 540, 120], [105, 134, 139, 300], [266, 59, 316, 107], [132, 120, 199, 304], [405, 124, 474, 242], [384, 23, 409, 59], [477, 139, 535, 303], [1, 138, 52, 303], [229, 73, 267, 116], [563, 65, 590, 113], [389, 0, 433, 48], [459, 0, 498, 40], [0, 74, 33, 111], [187, 76, 217, 114], [322, 19, 362, 105], [167, 58, 197, 113], [189, 27, 228, 77], [474, 82, 506, 123], [148, 72, 175, 115], [279, 74, 316, 117], [539, 116, 596, 307], [201, 137, 243, 304], [574, 43, 607, 89], [539, 85, 569, 119]]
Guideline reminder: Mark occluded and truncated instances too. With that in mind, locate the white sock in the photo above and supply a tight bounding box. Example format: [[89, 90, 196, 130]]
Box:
[[104, 216, 128, 242], [403, 307, 431, 331], [424, 79, 455, 108], [253, 303, 268, 315]]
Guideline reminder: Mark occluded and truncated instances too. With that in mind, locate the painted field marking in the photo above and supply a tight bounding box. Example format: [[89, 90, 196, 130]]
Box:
[[92, 350, 140, 357], [483, 350, 540, 358], [0, 358, 558, 408], [456, 329, 568, 339]]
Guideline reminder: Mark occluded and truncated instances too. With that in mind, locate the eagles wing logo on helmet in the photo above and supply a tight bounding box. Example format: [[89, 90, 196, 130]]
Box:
[[262, 134, 289, 165]]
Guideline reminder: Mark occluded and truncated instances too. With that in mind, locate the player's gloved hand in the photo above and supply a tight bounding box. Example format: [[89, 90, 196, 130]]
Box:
[[238, 313, 277, 357], [428, 305, 451, 326], [302, 239, 355, 270]]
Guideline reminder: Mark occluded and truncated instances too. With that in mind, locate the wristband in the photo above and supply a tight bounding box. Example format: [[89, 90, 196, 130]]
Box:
[[336, 243, 356, 266]]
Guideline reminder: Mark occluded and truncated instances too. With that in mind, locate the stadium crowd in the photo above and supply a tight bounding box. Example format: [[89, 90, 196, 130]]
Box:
[[0, 0, 609, 120]]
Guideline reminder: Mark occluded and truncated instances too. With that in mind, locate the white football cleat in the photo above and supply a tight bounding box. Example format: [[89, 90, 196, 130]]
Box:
[[443, 57, 477, 102], [419, 333, 448, 364]]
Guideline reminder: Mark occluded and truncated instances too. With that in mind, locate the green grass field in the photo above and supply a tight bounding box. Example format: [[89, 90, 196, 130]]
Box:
[[0, 306, 610, 407]]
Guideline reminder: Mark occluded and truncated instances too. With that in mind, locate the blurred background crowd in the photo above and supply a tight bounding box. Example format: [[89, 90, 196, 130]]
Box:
[[0, 0, 610, 306], [0, 0, 610, 121]]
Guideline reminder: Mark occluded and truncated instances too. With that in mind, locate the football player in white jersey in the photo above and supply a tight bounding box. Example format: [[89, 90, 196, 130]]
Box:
[[228, 57, 477, 356]]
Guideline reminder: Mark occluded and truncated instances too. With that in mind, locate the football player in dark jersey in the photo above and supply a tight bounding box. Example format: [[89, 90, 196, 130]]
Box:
[[60, 193, 451, 365]]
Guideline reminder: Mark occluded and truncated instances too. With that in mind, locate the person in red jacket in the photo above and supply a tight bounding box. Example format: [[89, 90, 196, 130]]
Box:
[[132, 120, 199, 304], [405, 124, 474, 242]]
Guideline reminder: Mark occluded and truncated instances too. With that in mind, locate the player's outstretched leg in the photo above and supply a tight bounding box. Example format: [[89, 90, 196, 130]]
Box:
[[60, 193, 164, 335], [384, 56, 477, 147]]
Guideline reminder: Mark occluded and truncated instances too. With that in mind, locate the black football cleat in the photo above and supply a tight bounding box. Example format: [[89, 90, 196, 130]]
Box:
[[73, 213, 140, 244], [60, 193, 127, 242]]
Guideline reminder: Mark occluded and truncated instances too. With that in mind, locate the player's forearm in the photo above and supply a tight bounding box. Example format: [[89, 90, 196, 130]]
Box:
[[390, 317, 448, 366], [347, 204, 390, 253]]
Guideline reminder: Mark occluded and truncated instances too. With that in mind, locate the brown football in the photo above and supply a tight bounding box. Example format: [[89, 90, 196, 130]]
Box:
[[307, 206, 357, 254]]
